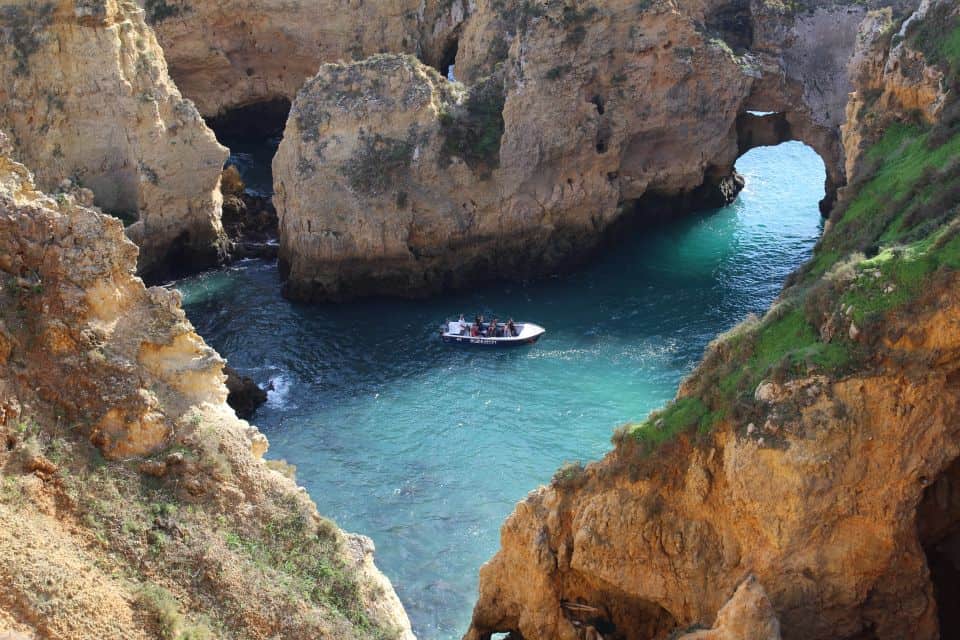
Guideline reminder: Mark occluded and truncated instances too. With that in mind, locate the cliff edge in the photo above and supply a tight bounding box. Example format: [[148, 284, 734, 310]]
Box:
[[0, 132, 413, 640], [0, 0, 228, 281], [465, 3, 960, 639]]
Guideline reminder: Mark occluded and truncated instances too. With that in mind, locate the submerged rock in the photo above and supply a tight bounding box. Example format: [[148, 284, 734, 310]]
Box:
[[224, 365, 268, 420]]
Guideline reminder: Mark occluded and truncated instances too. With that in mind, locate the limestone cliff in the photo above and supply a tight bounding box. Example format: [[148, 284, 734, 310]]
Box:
[[275, 1, 754, 300], [273, 0, 916, 301], [143, 0, 469, 116], [0, 0, 228, 280], [464, 3, 960, 639], [0, 137, 412, 639]]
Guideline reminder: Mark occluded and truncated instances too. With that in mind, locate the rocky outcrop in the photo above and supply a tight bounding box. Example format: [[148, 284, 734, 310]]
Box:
[[678, 577, 780, 640], [273, 0, 921, 301], [466, 308, 958, 637], [464, 3, 960, 639], [0, 143, 412, 639], [0, 0, 228, 280], [224, 364, 267, 420], [275, 1, 759, 300], [842, 0, 951, 181]]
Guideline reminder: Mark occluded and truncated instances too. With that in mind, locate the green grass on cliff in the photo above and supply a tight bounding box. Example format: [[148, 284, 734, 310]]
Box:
[[905, 3, 960, 84], [619, 116, 960, 453], [439, 75, 506, 173]]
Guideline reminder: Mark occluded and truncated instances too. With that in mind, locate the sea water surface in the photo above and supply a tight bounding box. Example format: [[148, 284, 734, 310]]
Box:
[[176, 142, 825, 638]]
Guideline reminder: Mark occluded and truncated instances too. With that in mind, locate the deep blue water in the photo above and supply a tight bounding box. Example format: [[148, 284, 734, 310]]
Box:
[[176, 142, 825, 639]]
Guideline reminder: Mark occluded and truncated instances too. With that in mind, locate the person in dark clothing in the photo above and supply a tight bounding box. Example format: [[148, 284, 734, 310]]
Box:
[[507, 319, 517, 337]]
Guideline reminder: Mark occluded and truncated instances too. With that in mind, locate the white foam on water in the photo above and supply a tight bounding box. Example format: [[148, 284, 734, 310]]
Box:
[[266, 373, 292, 408]]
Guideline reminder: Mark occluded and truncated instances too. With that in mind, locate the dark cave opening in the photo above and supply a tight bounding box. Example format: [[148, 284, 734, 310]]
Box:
[[591, 94, 606, 115], [207, 98, 291, 197], [205, 98, 291, 259], [560, 594, 678, 640], [705, 0, 753, 53], [208, 98, 291, 142], [918, 456, 960, 640], [440, 37, 459, 81]]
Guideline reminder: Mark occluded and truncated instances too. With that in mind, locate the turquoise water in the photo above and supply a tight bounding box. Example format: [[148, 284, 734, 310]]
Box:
[[176, 142, 825, 639]]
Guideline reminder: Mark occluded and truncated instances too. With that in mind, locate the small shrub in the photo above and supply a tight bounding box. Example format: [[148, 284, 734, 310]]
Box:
[[439, 75, 506, 172], [340, 131, 415, 195], [144, 0, 182, 24], [545, 64, 572, 80], [552, 460, 587, 488], [1, 3, 55, 76], [488, 34, 510, 64], [565, 25, 588, 46], [136, 585, 184, 640], [560, 4, 598, 26]]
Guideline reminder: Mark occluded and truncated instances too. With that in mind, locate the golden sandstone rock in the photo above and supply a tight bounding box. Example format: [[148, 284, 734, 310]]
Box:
[[0, 146, 413, 640], [273, 0, 887, 301], [463, 3, 960, 639], [0, 0, 228, 280]]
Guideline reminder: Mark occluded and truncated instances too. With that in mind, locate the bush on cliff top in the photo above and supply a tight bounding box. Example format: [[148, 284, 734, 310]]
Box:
[[439, 75, 506, 174], [905, 2, 960, 85]]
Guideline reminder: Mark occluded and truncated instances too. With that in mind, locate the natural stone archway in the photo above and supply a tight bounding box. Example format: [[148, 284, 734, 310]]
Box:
[[207, 98, 291, 144], [736, 111, 840, 214], [205, 98, 290, 257], [206, 97, 291, 196], [271, 0, 903, 301]]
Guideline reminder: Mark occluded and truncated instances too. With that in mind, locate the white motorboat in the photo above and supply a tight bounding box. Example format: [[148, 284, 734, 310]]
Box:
[[440, 319, 546, 347]]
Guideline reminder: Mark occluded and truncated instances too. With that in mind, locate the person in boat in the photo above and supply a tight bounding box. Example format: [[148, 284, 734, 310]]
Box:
[[507, 318, 517, 337], [458, 314, 466, 335], [470, 321, 479, 337], [488, 318, 498, 337]]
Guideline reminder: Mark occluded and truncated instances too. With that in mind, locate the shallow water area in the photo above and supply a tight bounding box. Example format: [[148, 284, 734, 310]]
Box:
[[176, 142, 826, 639]]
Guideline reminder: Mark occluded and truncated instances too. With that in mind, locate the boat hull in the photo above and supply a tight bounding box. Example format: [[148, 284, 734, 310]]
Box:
[[441, 334, 542, 347]]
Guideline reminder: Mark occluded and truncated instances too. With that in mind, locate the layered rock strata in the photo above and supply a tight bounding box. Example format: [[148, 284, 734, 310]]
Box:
[[0, 139, 412, 639], [0, 0, 228, 280]]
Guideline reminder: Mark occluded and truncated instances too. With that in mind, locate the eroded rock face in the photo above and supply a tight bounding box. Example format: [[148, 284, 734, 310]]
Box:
[[144, 0, 471, 116], [0, 147, 222, 457], [679, 577, 781, 640], [0, 147, 413, 639], [842, 0, 950, 181], [0, 0, 228, 280], [464, 5, 959, 638], [463, 284, 960, 640], [274, 0, 919, 301], [275, 1, 758, 300]]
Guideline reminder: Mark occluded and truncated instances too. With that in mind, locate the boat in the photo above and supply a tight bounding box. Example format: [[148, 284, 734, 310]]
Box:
[[440, 319, 546, 347]]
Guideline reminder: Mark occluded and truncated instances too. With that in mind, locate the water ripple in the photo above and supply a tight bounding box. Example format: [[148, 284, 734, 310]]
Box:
[[175, 141, 826, 639]]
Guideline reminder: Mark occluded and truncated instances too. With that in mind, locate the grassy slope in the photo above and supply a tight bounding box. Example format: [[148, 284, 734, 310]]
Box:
[[617, 15, 960, 452]]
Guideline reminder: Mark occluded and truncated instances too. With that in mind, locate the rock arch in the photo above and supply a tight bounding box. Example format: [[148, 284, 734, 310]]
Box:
[[735, 109, 843, 214]]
